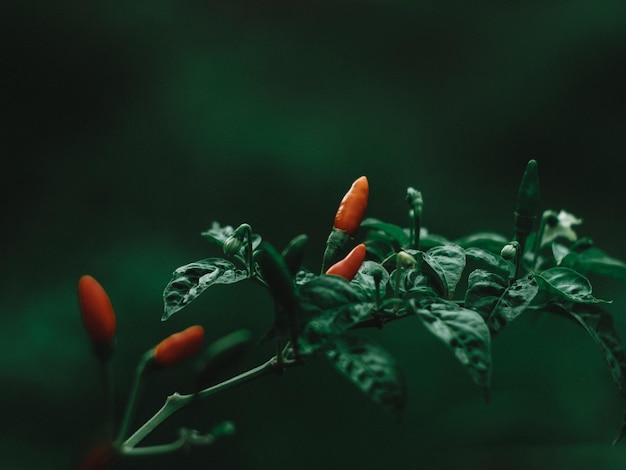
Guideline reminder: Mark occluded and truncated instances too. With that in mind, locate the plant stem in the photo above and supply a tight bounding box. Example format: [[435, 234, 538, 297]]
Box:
[[121, 356, 282, 449], [530, 210, 558, 271], [243, 224, 254, 277], [99, 359, 114, 441], [115, 351, 152, 445]]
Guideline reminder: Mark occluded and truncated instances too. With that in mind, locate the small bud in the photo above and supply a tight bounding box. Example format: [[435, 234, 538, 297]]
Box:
[[396, 251, 418, 268], [223, 235, 244, 255], [500, 243, 518, 260], [223, 224, 251, 255]]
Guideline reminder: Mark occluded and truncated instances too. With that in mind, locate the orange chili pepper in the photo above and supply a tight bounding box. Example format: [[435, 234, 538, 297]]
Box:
[[78, 275, 117, 345], [333, 176, 369, 236], [153, 325, 205, 368], [326, 244, 367, 281]]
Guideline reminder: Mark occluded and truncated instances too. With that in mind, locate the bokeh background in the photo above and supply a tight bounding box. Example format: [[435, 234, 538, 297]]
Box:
[[3, 1, 626, 469]]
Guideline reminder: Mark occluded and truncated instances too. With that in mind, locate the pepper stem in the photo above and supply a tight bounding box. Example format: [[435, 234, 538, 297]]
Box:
[[115, 350, 153, 446]]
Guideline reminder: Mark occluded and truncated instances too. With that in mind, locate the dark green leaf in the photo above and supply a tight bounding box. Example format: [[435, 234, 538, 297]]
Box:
[[390, 266, 431, 297], [409, 298, 491, 396], [361, 218, 410, 247], [464, 269, 508, 321], [352, 261, 390, 301], [465, 247, 513, 277], [297, 276, 375, 353], [455, 232, 509, 253], [422, 245, 466, 299], [562, 247, 626, 282], [162, 258, 248, 320], [560, 304, 626, 398], [536, 267, 610, 304], [487, 277, 538, 334], [419, 232, 450, 250], [326, 335, 406, 414]]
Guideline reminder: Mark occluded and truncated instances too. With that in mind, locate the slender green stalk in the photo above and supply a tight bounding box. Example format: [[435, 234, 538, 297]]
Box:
[[530, 210, 558, 271], [121, 357, 281, 449], [98, 359, 114, 441], [115, 351, 152, 445], [242, 224, 254, 276]]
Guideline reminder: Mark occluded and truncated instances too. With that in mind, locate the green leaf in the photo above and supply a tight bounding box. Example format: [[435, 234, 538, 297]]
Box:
[[559, 303, 626, 398], [326, 335, 406, 415], [536, 267, 610, 304], [390, 263, 432, 297], [422, 245, 466, 299], [487, 277, 539, 334], [361, 218, 410, 247], [465, 247, 513, 277], [455, 232, 509, 253], [419, 232, 451, 250], [297, 276, 375, 353], [162, 258, 248, 320], [352, 261, 390, 301], [562, 247, 626, 282], [464, 269, 508, 321], [409, 298, 491, 396]]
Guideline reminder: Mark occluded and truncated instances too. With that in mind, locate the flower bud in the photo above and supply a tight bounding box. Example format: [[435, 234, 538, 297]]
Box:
[[500, 243, 518, 260], [396, 251, 418, 268]]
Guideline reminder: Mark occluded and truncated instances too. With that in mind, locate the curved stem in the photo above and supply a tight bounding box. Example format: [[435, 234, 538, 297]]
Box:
[[115, 351, 152, 445], [121, 357, 281, 449], [98, 359, 114, 441]]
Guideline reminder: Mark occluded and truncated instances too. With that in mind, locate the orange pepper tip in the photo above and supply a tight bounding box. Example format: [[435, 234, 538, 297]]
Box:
[[325, 243, 367, 281], [333, 177, 370, 236], [78, 275, 117, 345], [153, 325, 206, 368]]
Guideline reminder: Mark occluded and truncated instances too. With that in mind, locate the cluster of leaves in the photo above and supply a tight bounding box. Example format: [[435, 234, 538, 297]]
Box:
[[161, 189, 626, 438]]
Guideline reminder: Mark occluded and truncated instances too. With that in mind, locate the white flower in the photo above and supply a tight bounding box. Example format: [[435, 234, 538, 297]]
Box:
[[540, 210, 583, 247]]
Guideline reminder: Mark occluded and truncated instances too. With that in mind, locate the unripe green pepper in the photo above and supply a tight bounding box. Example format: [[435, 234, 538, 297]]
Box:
[[281, 234, 309, 276], [258, 243, 297, 341], [514, 160, 540, 236]]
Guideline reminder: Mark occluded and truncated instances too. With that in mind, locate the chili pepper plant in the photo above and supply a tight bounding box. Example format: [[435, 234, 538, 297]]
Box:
[[79, 160, 626, 466]]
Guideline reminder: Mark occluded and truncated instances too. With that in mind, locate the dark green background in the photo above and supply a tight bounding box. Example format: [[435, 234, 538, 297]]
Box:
[[3, 1, 626, 469]]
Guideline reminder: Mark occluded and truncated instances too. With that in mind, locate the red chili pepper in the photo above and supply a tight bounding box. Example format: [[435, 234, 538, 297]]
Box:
[[333, 176, 369, 236], [326, 243, 367, 281], [153, 325, 205, 368], [78, 275, 117, 345]]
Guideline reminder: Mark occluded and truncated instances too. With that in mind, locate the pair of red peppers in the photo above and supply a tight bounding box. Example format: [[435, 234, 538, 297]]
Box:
[[325, 176, 369, 281], [78, 275, 205, 367]]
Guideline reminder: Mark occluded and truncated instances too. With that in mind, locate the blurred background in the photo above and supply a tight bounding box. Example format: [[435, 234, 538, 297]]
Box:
[[2, 0, 626, 468]]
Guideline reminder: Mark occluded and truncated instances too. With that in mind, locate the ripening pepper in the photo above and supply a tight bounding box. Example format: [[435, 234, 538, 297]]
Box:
[[333, 176, 369, 237], [326, 244, 367, 281], [153, 325, 205, 368], [78, 275, 117, 346]]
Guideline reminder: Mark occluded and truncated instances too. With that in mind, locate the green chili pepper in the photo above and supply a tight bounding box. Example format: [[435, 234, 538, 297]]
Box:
[[258, 242, 297, 342], [514, 159, 540, 236], [281, 234, 309, 276]]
